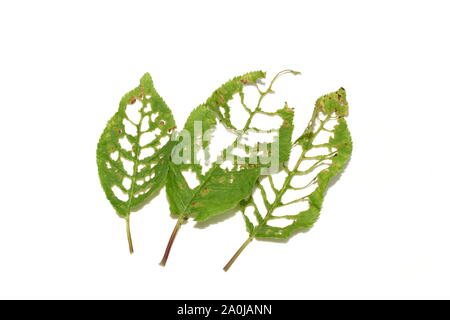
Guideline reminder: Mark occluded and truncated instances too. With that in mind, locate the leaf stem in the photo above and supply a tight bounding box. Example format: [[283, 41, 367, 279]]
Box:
[[126, 216, 134, 254], [223, 237, 253, 272], [159, 216, 185, 266]]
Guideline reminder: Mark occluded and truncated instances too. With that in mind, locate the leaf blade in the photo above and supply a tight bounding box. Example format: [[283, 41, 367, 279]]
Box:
[[97, 73, 176, 218]]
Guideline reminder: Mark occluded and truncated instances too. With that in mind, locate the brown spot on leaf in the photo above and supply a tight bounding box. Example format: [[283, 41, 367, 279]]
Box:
[[191, 202, 203, 208], [130, 97, 137, 104], [318, 101, 325, 111], [200, 188, 209, 196], [160, 120, 166, 126]]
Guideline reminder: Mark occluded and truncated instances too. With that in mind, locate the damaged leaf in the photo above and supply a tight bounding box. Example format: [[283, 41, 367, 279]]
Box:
[[223, 88, 352, 271], [160, 70, 298, 266], [97, 73, 175, 253]]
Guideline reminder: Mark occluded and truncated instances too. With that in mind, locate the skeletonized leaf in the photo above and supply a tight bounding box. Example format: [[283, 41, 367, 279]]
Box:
[[161, 70, 298, 265], [97, 73, 175, 252], [224, 88, 352, 271]]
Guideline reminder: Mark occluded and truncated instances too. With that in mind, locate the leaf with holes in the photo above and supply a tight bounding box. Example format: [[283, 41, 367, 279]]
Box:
[[160, 70, 298, 266], [97, 73, 176, 253], [223, 88, 352, 271]]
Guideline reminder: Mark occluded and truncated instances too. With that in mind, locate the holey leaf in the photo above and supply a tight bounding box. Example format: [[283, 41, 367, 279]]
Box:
[[160, 70, 298, 266], [97, 73, 175, 253], [223, 88, 353, 271]]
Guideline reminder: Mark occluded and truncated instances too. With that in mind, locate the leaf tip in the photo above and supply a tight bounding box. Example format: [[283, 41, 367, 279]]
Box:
[[140, 72, 154, 88]]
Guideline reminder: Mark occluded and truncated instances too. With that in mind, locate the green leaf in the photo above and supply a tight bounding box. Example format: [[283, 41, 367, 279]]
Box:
[[161, 70, 298, 265], [96, 73, 175, 253], [224, 88, 352, 271]]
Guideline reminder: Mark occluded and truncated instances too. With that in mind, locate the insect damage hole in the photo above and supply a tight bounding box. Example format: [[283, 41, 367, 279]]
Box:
[[243, 206, 259, 226], [267, 218, 294, 228], [112, 185, 129, 202], [281, 188, 313, 208], [125, 100, 142, 124], [259, 91, 290, 113], [267, 169, 288, 190], [122, 177, 132, 190], [159, 136, 169, 146], [182, 169, 200, 189], [250, 113, 283, 131], [272, 199, 310, 218], [228, 93, 249, 129], [323, 118, 338, 132], [207, 122, 238, 164], [219, 106, 227, 117], [140, 115, 150, 132], [231, 147, 249, 158], [287, 145, 303, 171], [305, 147, 334, 157], [220, 160, 234, 171], [139, 147, 155, 160], [312, 128, 334, 145], [120, 157, 134, 175], [195, 149, 211, 175], [123, 119, 137, 136], [259, 178, 276, 203], [298, 158, 332, 172], [150, 112, 159, 123], [119, 136, 133, 152], [252, 187, 268, 216], [140, 131, 157, 146], [110, 151, 119, 161], [289, 174, 319, 192], [242, 129, 277, 147], [241, 85, 260, 111], [143, 104, 151, 114], [289, 167, 323, 193]]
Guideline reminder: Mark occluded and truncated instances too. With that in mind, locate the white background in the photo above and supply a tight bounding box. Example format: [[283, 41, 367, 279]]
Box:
[[0, 0, 449, 299]]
